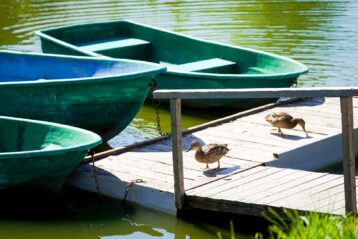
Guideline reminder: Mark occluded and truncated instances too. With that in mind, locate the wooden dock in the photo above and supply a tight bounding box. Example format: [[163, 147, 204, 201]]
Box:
[[67, 95, 358, 216]]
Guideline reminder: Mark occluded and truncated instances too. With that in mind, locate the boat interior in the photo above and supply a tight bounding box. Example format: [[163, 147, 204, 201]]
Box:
[[0, 52, 156, 82], [77, 37, 239, 74], [0, 118, 92, 153], [43, 21, 301, 76]]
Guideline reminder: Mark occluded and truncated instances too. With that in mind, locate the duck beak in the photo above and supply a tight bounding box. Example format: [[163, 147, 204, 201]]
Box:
[[301, 124, 308, 137], [185, 146, 192, 152]]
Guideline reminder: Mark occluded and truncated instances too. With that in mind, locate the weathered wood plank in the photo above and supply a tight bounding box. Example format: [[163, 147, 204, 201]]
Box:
[[216, 168, 302, 200], [271, 176, 344, 209], [69, 97, 358, 217], [131, 147, 244, 171], [261, 173, 342, 205], [201, 167, 287, 198], [239, 169, 319, 202], [315, 179, 358, 213], [249, 171, 330, 203], [97, 159, 179, 185], [68, 165, 176, 214], [187, 166, 267, 195], [170, 98, 185, 209], [303, 186, 345, 212], [186, 194, 276, 217], [236, 111, 350, 135], [153, 87, 358, 99], [186, 163, 262, 190], [97, 154, 202, 180], [340, 96, 357, 214], [75, 164, 174, 193], [187, 166, 268, 195], [192, 124, 293, 151]]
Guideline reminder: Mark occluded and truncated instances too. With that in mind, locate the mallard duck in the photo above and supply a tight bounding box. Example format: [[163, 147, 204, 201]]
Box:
[[185, 141, 229, 169], [265, 112, 308, 137]]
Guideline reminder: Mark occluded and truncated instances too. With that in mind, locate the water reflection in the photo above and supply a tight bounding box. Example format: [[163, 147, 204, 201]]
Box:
[[2, 0, 357, 87], [0, 0, 357, 146], [0, 186, 249, 239]]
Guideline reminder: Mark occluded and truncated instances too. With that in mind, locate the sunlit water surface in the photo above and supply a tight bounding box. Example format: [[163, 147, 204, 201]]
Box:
[[1, 0, 358, 238], [1, 0, 358, 147]]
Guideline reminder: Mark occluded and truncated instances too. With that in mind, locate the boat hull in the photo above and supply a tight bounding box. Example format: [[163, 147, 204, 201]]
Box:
[[0, 76, 150, 140], [37, 20, 308, 108], [0, 51, 165, 141], [0, 116, 102, 190], [152, 73, 292, 108]]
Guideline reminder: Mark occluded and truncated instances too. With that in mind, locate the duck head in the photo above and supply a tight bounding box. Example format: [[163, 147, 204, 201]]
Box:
[[185, 141, 201, 152], [295, 118, 308, 136]]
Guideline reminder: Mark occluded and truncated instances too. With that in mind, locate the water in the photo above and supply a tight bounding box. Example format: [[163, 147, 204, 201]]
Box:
[[1, 0, 358, 238], [1, 0, 358, 147], [0, 186, 252, 239]]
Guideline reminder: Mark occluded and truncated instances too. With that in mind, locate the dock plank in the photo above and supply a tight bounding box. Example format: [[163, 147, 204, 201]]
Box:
[[67, 97, 358, 216]]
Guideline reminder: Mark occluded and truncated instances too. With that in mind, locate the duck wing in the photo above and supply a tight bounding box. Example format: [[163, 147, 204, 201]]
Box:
[[202, 144, 229, 155], [266, 112, 293, 123], [276, 112, 293, 120]]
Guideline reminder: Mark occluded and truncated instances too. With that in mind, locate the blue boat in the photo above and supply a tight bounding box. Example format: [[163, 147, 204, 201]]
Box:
[[36, 20, 308, 108], [0, 116, 102, 190], [0, 50, 166, 141]]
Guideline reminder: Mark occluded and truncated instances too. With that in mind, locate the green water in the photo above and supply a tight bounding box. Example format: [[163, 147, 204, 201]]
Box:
[[0, 186, 254, 239], [1, 0, 358, 147], [1, 0, 358, 238]]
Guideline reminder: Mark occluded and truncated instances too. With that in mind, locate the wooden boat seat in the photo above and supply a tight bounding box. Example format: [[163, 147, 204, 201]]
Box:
[[78, 38, 151, 60], [167, 58, 236, 73]]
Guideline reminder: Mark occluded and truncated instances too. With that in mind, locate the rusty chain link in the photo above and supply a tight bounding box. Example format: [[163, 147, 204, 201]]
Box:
[[123, 179, 144, 201], [89, 149, 102, 200], [149, 79, 167, 137]]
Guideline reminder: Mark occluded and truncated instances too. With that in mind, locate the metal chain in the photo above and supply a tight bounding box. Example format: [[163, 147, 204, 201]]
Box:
[[123, 179, 144, 201], [149, 79, 166, 136], [89, 149, 102, 200]]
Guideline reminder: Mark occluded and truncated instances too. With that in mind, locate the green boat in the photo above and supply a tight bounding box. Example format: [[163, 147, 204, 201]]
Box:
[[0, 51, 165, 141], [0, 116, 101, 190], [36, 20, 308, 108]]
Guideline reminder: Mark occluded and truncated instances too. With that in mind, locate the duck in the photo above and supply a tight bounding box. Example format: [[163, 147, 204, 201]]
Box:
[[185, 141, 229, 169], [265, 112, 308, 137]]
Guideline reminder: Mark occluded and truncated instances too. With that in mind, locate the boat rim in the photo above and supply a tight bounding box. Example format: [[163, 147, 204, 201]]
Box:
[[0, 50, 166, 86], [0, 116, 102, 159], [35, 19, 309, 79]]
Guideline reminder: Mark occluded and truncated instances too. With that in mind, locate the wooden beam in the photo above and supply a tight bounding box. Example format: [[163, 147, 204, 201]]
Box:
[[170, 98, 185, 209], [153, 87, 358, 99], [340, 96, 357, 214]]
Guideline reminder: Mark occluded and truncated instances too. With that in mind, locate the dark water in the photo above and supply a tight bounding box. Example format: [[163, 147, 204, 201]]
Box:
[[0, 186, 255, 239], [1, 0, 358, 238]]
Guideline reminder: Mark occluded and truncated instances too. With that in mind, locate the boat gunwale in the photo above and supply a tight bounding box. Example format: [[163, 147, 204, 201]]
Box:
[[0, 50, 166, 86], [0, 116, 102, 159], [35, 20, 309, 79]]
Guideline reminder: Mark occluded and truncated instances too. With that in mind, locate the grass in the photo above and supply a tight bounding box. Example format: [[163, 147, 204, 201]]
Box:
[[217, 208, 358, 239]]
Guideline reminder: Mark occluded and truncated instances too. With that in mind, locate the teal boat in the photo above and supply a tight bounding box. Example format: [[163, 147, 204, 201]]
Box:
[[0, 116, 101, 190], [0, 51, 165, 141], [36, 20, 308, 108]]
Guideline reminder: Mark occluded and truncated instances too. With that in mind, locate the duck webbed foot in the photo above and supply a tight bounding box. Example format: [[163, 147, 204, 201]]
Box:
[[278, 128, 285, 137]]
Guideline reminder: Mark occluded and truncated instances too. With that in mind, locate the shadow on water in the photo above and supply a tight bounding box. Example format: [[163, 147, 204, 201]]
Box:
[[0, 185, 266, 238]]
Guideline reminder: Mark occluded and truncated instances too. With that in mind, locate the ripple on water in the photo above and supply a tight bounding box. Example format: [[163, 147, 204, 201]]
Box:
[[0, 0, 358, 145]]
